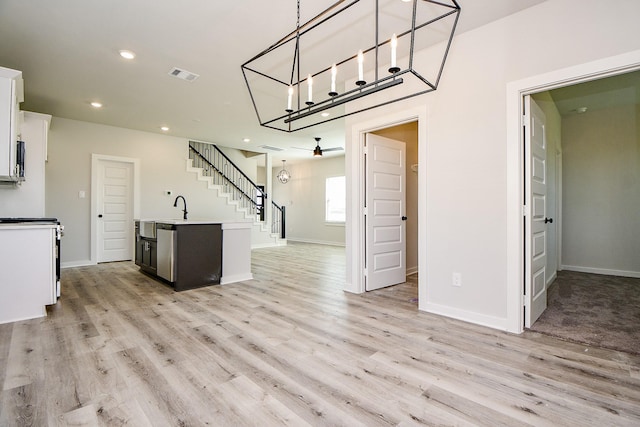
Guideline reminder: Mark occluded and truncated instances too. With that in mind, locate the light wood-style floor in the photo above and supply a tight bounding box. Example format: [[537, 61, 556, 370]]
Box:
[[1, 242, 639, 426]]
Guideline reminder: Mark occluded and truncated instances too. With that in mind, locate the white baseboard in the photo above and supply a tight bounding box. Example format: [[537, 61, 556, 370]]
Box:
[[546, 271, 557, 286], [0, 309, 47, 325], [61, 259, 95, 269], [221, 273, 253, 285], [406, 266, 418, 276], [251, 242, 282, 249], [421, 301, 508, 332], [561, 264, 640, 279], [286, 238, 346, 247]]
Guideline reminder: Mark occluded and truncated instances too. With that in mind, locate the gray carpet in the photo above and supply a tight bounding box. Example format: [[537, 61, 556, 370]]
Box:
[[529, 270, 640, 355]]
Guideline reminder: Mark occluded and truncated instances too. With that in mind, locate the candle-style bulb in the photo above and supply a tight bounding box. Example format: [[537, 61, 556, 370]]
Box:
[[329, 64, 337, 96], [306, 74, 314, 105], [356, 50, 365, 86], [389, 34, 400, 73], [391, 34, 397, 67], [286, 85, 293, 112]]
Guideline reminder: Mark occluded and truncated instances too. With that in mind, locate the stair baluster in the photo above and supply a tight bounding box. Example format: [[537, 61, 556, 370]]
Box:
[[188, 141, 285, 238]]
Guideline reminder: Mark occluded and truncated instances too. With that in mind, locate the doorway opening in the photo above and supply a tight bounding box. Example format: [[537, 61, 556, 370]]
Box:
[[507, 49, 640, 333], [370, 121, 419, 281], [91, 154, 140, 265], [346, 106, 425, 303], [523, 71, 640, 351]]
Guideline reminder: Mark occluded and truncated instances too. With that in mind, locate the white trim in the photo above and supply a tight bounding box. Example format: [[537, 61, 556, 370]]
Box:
[[220, 273, 254, 285], [561, 265, 640, 279], [546, 271, 557, 287], [61, 259, 94, 269], [324, 221, 345, 227], [90, 154, 140, 265], [346, 105, 427, 296], [406, 266, 418, 276], [506, 49, 640, 334], [422, 301, 507, 332], [556, 149, 563, 273], [286, 237, 345, 247], [251, 242, 286, 249], [0, 311, 47, 325]]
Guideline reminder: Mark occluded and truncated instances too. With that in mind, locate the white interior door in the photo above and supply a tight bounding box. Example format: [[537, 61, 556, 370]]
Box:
[[97, 159, 133, 262], [365, 133, 406, 291], [525, 96, 548, 327]]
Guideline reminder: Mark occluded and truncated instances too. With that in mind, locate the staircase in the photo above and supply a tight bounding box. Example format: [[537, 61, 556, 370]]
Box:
[[187, 140, 286, 248]]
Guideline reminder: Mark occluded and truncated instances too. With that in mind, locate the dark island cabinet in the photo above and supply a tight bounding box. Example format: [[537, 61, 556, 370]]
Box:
[[135, 220, 222, 291], [134, 221, 157, 275]]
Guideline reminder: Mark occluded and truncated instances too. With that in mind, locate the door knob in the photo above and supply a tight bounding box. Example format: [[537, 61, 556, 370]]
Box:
[[544, 217, 553, 224], [401, 216, 408, 221]]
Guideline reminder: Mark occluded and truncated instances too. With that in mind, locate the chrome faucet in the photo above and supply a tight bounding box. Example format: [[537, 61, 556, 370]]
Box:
[[173, 195, 188, 220]]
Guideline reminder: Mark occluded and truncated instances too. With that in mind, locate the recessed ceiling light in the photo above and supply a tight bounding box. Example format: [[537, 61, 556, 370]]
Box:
[[243, 138, 250, 143], [160, 126, 170, 132], [321, 112, 330, 117], [90, 102, 102, 108], [575, 107, 588, 114], [119, 50, 136, 60]]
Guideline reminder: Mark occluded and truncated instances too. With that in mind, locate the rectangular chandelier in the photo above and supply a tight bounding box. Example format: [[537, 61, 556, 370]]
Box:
[[242, 0, 460, 132]]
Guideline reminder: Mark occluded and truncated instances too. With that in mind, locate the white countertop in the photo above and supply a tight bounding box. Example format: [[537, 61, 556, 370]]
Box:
[[0, 223, 57, 230]]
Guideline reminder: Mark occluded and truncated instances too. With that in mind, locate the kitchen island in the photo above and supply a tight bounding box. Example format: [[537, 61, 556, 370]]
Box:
[[135, 219, 253, 291]]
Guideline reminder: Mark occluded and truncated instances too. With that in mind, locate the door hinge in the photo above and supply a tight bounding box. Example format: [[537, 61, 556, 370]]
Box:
[[363, 267, 368, 277], [363, 207, 368, 215], [521, 114, 527, 127], [522, 205, 528, 217]]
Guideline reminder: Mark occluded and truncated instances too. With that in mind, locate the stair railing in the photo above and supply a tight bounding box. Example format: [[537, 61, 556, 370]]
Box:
[[272, 203, 285, 239], [189, 141, 285, 238]]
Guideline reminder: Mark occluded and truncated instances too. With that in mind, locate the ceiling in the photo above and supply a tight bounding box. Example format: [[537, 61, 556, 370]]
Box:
[[0, 0, 546, 163], [549, 70, 640, 116]]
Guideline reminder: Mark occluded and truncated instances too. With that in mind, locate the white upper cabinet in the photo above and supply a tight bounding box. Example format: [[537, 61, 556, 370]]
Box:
[[0, 66, 24, 182]]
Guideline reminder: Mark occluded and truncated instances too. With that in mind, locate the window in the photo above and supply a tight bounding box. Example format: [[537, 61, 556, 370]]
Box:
[[325, 176, 346, 223]]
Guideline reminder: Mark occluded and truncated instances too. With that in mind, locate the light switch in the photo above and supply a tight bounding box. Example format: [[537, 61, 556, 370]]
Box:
[[79, 191, 86, 199]]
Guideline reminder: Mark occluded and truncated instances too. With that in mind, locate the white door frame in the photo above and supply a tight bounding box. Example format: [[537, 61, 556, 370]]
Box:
[[346, 105, 427, 298], [505, 49, 640, 333], [90, 154, 141, 265]]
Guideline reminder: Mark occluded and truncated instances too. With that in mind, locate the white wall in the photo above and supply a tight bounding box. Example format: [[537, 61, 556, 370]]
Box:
[[46, 118, 250, 265], [216, 146, 259, 183], [561, 104, 640, 276], [345, 0, 640, 329], [272, 155, 345, 246], [0, 112, 49, 217]]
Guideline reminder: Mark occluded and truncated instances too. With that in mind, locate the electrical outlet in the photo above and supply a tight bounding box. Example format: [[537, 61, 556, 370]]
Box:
[[452, 272, 462, 287]]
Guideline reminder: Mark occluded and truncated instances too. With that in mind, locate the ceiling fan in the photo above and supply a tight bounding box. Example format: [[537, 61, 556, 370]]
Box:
[[293, 137, 344, 157]]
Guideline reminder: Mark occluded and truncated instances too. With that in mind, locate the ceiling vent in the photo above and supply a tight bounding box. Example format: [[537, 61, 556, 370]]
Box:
[[259, 145, 284, 152], [168, 67, 199, 82]]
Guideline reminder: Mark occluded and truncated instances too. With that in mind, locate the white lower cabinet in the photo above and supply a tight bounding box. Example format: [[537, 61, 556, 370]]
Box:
[[0, 224, 57, 324]]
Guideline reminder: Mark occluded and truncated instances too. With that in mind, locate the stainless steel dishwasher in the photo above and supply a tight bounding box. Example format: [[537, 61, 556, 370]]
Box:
[[156, 223, 176, 282]]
